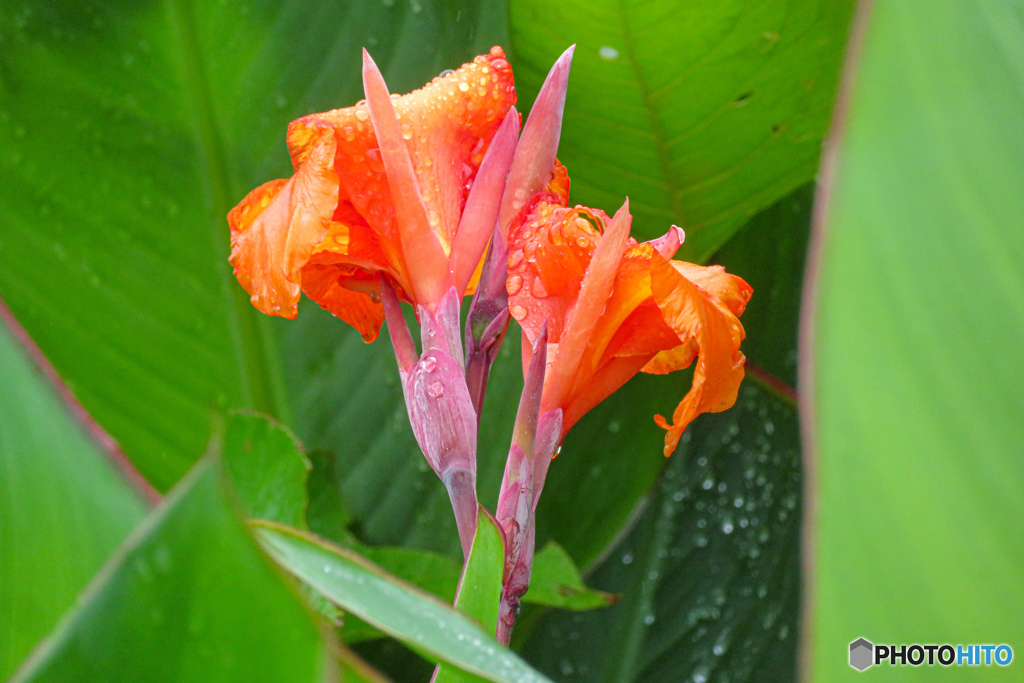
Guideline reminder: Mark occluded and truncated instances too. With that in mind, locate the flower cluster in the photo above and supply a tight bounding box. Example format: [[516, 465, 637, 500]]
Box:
[[227, 45, 750, 644]]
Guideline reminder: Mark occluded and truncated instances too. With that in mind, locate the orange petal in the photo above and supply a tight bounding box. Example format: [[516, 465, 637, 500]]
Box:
[[640, 338, 699, 375], [582, 241, 660, 372], [671, 262, 753, 317], [363, 49, 449, 308], [642, 260, 751, 374], [545, 199, 632, 411], [228, 124, 339, 318], [297, 49, 515, 269], [507, 204, 598, 342], [603, 299, 681, 360], [299, 263, 386, 343], [649, 254, 747, 456]]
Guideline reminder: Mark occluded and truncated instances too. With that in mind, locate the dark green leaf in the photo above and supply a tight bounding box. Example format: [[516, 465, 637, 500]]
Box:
[[523, 542, 618, 612], [521, 384, 801, 682], [804, 1, 1024, 677], [0, 0, 508, 490], [714, 184, 814, 387], [254, 521, 552, 683], [221, 411, 309, 528], [11, 460, 334, 682], [0, 316, 148, 679], [509, 0, 855, 260]]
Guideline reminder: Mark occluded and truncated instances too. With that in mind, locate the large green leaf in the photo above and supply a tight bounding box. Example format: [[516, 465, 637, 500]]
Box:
[[803, 1, 1024, 679], [10, 460, 335, 682], [0, 0, 507, 490], [254, 521, 552, 683], [509, 0, 854, 260], [520, 383, 802, 682], [0, 315, 149, 679]]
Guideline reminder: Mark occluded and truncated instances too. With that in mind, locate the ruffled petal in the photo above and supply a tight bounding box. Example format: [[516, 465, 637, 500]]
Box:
[[642, 262, 751, 374], [671, 262, 752, 317], [293, 48, 516, 271], [228, 124, 339, 318], [649, 254, 747, 456], [299, 263, 386, 342]]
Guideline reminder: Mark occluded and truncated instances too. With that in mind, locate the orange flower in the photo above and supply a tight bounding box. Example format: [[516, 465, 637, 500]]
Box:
[[227, 48, 518, 341], [507, 171, 752, 455]]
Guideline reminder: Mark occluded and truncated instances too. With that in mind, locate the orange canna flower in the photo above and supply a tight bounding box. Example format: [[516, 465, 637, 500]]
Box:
[[227, 47, 518, 342], [507, 169, 752, 456]]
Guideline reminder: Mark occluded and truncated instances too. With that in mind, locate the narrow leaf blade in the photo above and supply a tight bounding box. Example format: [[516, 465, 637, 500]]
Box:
[[253, 522, 551, 683]]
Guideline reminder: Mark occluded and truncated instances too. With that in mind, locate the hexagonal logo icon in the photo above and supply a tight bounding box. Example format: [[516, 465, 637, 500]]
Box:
[[850, 638, 874, 671]]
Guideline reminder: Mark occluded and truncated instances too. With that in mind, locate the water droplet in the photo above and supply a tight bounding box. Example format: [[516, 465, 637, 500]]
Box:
[[621, 553, 634, 565], [421, 357, 437, 372], [458, 81, 470, 92], [702, 478, 714, 490], [508, 249, 524, 269], [510, 304, 527, 321], [507, 275, 523, 295], [599, 46, 619, 61], [643, 614, 656, 625], [428, 381, 444, 398], [355, 108, 369, 121], [401, 124, 413, 140], [531, 277, 548, 297], [722, 519, 734, 534], [607, 420, 621, 434]]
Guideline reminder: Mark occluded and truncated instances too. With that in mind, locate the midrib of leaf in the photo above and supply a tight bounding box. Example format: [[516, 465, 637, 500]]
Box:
[[616, 0, 688, 234], [602, 477, 677, 683], [166, 0, 290, 423]]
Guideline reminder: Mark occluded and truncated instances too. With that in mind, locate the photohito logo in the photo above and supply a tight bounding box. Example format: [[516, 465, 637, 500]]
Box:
[[849, 638, 1013, 671]]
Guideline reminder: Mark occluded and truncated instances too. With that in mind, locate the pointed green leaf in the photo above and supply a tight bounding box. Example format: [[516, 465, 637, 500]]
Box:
[[434, 508, 506, 683], [0, 0, 508, 490], [0, 316, 149, 679], [523, 542, 618, 611], [509, 0, 855, 259], [221, 412, 310, 528], [253, 521, 551, 683], [521, 384, 802, 681], [10, 460, 334, 682], [805, 1, 1024, 678]]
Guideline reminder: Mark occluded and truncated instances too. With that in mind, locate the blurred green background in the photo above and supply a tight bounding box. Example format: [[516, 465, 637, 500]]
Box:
[[1, 0, 1020, 681]]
